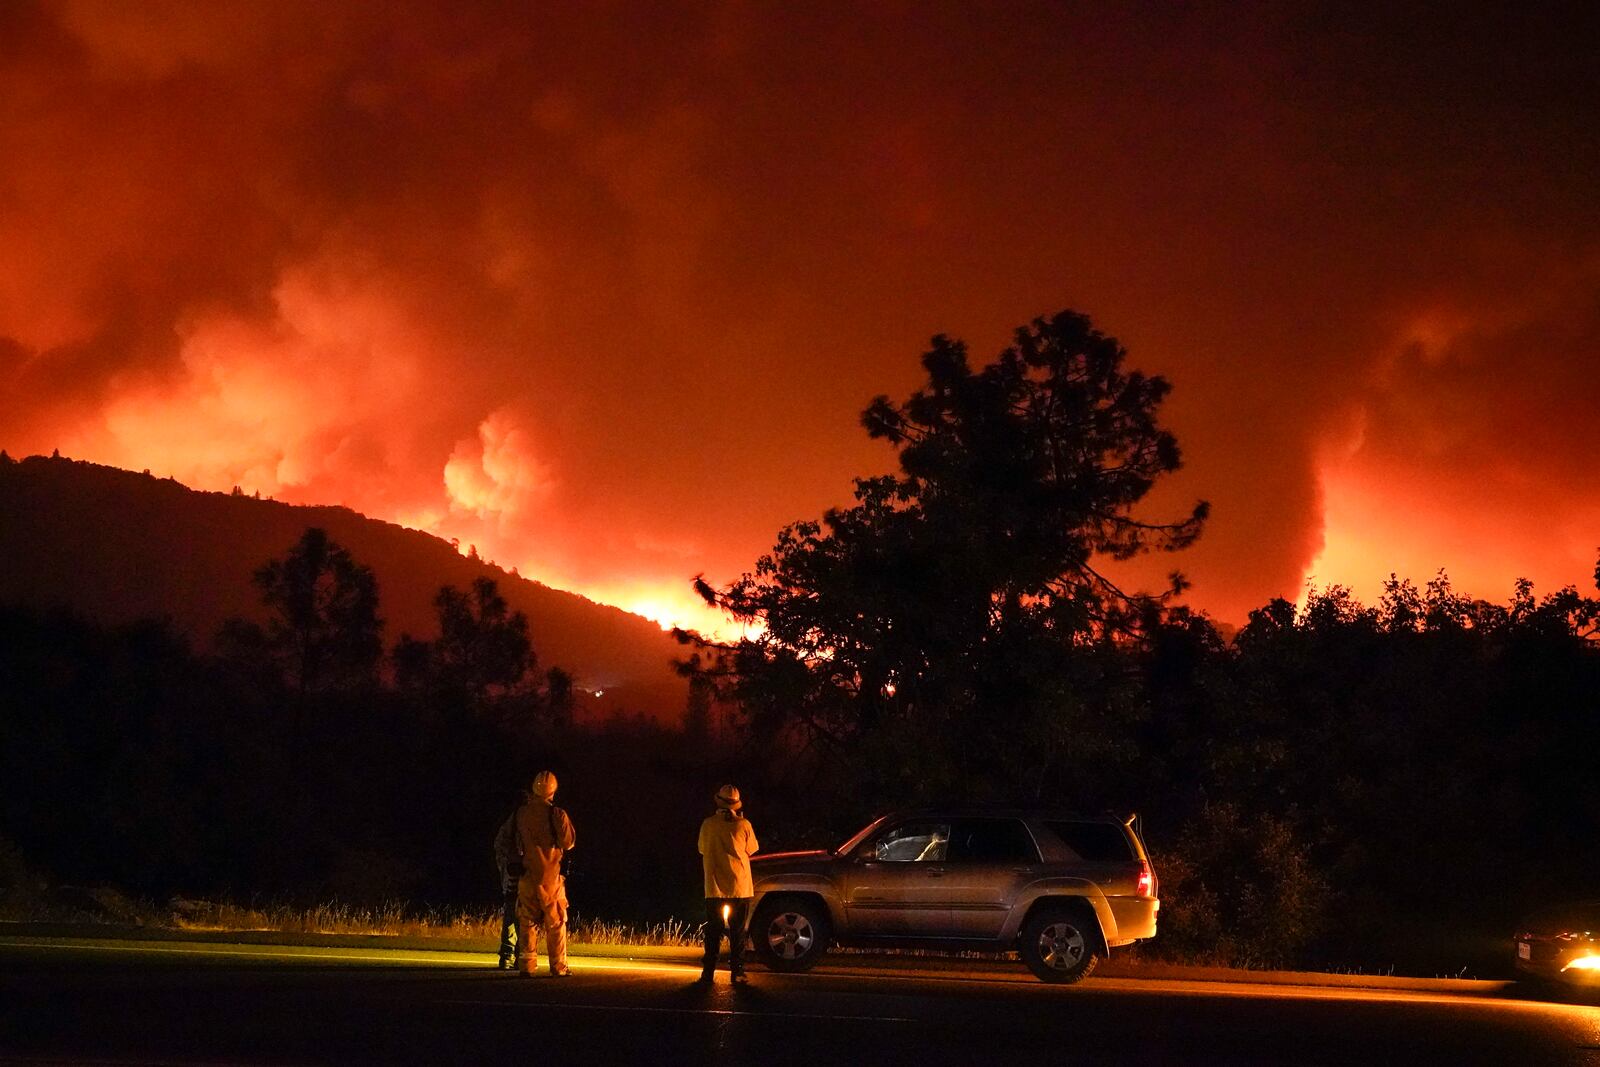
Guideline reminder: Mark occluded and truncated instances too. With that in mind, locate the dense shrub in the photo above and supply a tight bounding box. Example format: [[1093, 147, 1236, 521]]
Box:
[[1147, 803, 1329, 968]]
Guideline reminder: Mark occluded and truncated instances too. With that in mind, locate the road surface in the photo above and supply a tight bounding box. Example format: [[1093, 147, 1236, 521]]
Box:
[[3, 938, 1598, 1065]]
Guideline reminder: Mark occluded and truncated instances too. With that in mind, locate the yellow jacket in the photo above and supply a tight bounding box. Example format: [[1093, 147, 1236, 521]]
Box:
[[698, 809, 759, 898], [516, 797, 575, 893]]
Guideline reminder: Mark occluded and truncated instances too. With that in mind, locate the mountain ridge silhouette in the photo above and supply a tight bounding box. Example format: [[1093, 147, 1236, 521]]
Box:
[[0, 453, 689, 721]]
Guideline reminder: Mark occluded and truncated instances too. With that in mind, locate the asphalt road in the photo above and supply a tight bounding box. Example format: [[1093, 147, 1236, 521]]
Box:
[[3, 939, 1599, 1066]]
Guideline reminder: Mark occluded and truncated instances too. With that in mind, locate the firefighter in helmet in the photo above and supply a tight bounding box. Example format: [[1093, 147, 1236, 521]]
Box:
[[514, 770, 576, 977]]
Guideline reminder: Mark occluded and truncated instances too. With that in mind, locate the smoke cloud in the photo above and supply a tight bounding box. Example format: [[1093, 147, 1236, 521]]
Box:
[[2, 2, 1597, 630]]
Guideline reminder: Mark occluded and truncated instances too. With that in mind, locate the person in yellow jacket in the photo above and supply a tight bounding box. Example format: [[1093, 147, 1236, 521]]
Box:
[[515, 770, 576, 977], [697, 784, 759, 983]]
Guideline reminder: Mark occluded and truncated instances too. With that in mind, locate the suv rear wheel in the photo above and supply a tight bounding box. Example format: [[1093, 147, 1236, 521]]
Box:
[[1020, 906, 1101, 984], [753, 895, 830, 972]]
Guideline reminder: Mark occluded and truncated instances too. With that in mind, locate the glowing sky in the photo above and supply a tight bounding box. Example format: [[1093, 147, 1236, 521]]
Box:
[[2, 2, 1597, 633]]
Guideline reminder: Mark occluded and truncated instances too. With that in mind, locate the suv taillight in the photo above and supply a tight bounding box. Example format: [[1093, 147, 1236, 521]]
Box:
[[1137, 864, 1153, 897]]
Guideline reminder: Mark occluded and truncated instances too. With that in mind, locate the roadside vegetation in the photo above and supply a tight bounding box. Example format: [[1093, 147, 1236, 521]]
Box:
[[0, 862, 697, 947], [3, 310, 1597, 977], [165, 901, 698, 947]]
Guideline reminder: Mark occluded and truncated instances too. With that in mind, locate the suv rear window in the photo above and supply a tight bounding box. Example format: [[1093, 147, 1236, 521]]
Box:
[[1045, 821, 1134, 861], [948, 819, 1039, 864]]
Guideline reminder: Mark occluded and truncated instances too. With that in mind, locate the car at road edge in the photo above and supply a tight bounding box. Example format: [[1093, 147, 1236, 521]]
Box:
[[747, 807, 1159, 983], [1515, 901, 1600, 986]]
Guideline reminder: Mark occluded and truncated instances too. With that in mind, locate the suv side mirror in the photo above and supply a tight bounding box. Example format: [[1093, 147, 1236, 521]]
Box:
[[853, 842, 877, 862]]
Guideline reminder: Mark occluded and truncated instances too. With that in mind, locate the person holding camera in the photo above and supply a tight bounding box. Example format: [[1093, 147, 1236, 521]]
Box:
[[492, 786, 528, 969], [697, 784, 759, 984]]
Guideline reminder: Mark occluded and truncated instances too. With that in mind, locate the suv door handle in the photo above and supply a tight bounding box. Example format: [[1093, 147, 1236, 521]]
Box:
[[925, 868, 945, 877]]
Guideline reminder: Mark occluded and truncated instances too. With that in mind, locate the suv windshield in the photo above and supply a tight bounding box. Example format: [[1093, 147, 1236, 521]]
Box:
[[834, 816, 889, 857], [873, 821, 950, 862]]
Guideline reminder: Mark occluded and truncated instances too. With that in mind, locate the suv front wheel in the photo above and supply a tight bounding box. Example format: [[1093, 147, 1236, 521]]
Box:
[[1020, 906, 1101, 984], [752, 895, 830, 972]]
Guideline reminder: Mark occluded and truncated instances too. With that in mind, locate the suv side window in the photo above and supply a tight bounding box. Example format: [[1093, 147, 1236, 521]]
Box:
[[1044, 821, 1134, 861], [873, 821, 950, 862], [947, 818, 1039, 864]]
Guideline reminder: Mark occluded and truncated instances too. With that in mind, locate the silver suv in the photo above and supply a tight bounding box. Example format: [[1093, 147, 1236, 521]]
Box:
[[748, 808, 1158, 983]]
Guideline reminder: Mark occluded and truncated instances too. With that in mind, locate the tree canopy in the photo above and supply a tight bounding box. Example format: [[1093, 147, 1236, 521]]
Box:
[[395, 577, 536, 708], [252, 527, 383, 695], [686, 310, 1207, 797]]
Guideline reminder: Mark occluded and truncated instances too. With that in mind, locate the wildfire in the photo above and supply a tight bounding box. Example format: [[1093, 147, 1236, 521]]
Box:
[[1306, 456, 1598, 608]]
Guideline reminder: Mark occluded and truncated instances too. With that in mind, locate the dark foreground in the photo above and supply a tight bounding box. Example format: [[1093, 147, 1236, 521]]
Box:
[[3, 940, 1600, 1066]]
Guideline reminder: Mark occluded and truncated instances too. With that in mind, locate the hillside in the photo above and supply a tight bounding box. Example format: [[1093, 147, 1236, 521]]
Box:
[[0, 454, 688, 721]]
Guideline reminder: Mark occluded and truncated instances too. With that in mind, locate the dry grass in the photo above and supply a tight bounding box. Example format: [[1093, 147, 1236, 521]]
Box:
[[170, 899, 495, 938], [565, 916, 699, 946], [167, 898, 699, 947]]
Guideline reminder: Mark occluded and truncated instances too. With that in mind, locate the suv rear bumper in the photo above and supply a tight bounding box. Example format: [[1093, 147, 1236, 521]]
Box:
[[1106, 896, 1159, 946]]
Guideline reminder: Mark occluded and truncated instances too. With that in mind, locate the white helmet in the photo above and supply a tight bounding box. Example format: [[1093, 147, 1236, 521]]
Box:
[[532, 770, 558, 800]]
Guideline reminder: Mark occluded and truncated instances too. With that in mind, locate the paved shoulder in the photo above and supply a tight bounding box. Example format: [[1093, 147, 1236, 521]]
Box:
[[2, 938, 1594, 1066]]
